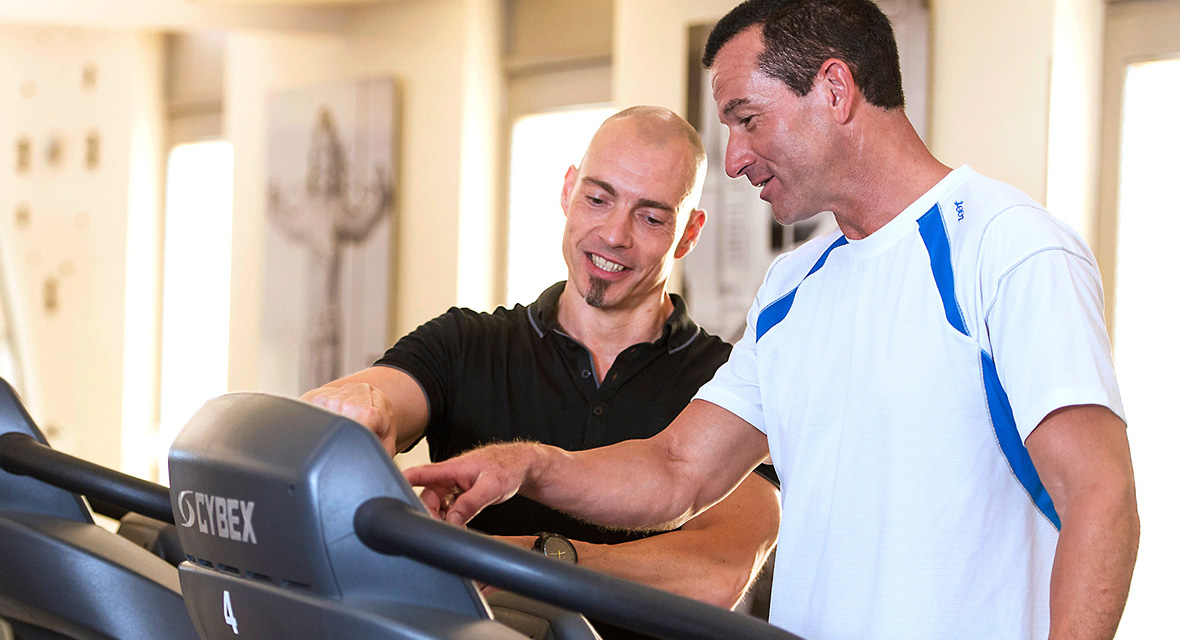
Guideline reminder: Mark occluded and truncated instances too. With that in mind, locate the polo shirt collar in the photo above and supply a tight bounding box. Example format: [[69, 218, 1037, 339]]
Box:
[[526, 281, 702, 354]]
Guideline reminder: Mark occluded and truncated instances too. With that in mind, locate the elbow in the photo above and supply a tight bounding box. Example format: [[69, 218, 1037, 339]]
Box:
[[1059, 465, 1139, 526], [684, 540, 777, 610], [1120, 482, 1141, 555], [681, 565, 755, 610], [692, 556, 772, 610], [1056, 466, 1140, 557]]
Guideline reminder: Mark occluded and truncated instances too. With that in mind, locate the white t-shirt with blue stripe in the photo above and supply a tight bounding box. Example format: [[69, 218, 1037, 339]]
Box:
[[695, 166, 1123, 639]]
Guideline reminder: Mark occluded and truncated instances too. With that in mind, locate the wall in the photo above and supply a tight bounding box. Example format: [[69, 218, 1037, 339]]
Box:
[[455, 0, 505, 311], [929, 0, 1105, 245], [929, 0, 1055, 201], [614, 0, 734, 115], [1046, 0, 1104, 240], [0, 0, 348, 33], [0, 27, 164, 473]]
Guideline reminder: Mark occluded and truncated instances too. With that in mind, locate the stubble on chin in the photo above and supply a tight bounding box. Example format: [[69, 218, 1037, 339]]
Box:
[[585, 277, 609, 308]]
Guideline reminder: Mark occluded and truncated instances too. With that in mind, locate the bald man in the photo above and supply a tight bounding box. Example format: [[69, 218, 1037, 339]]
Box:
[[301, 106, 781, 638]]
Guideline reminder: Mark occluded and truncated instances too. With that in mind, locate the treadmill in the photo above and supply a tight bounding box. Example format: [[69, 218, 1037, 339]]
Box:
[[0, 377, 199, 639], [167, 392, 802, 640], [2, 379, 803, 639]]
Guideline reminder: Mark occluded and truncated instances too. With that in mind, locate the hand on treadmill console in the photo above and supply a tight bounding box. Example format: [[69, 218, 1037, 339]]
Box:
[[403, 442, 544, 526], [301, 382, 398, 455]]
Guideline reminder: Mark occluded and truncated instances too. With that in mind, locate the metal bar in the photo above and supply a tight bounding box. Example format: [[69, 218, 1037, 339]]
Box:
[[355, 496, 803, 640], [0, 432, 173, 524]]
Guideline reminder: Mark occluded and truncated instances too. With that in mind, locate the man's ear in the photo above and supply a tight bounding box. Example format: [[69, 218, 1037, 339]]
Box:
[[674, 209, 707, 259], [560, 165, 578, 216], [816, 58, 856, 124]]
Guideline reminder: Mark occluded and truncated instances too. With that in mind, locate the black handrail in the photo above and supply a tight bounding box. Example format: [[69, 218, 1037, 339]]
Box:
[[0, 432, 174, 523], [355, 496, 803, 640]]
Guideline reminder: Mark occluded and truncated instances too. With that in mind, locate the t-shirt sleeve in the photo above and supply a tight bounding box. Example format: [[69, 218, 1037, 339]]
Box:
[[694, 318, 766, 434], [980, 211, 1126, 442], [372, 307, 471, 440], [692, 256, 793, 435]]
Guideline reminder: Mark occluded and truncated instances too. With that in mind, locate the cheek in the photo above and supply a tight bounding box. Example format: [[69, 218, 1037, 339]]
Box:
[[561, 224, 580, 259], [640, 236, 678, 271]]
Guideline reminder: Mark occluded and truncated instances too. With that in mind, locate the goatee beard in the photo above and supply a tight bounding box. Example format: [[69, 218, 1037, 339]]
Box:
[[585, 277, 610, 308]]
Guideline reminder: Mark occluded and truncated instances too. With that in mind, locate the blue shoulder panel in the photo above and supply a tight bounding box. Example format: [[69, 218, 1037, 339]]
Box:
[[755, 236, 848, 342], [916, 204, 968, 336], [981, 351, 1062, 529]]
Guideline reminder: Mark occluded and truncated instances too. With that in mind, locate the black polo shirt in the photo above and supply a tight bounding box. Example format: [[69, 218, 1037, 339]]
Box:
[[374, 281, 737, 544]]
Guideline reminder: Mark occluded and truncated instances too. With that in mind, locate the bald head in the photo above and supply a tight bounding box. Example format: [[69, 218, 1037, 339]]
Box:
[[586, 106, 708, 212], [605, 106, 707, 167]]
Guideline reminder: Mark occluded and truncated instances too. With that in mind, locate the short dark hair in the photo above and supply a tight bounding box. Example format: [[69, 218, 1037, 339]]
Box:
[[702, 0, 905, 109]]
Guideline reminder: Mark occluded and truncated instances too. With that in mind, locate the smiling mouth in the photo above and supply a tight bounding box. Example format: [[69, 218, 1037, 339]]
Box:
[[753, 176, 771, 188], [590, 254, 626, 273]]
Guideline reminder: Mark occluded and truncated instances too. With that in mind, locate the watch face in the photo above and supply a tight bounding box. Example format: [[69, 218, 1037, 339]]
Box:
[[540, 535, 577, 563]]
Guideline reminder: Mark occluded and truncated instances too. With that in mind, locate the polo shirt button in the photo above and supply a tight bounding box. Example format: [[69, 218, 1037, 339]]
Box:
[[565, 342, 577, 351], [581, 369, 592, 379], [592, 405, 605, 416]]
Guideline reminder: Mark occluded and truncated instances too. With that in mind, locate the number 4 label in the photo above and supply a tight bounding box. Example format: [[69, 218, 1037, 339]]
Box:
[[222, 590, 240, 635]]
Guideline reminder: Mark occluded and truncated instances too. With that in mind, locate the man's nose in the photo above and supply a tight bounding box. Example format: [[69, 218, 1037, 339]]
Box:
[[725, 131, 753, 179], [598, 207, 632, 248]]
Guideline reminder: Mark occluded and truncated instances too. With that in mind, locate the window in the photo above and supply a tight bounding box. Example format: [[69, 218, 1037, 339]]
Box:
[[1110, 58, 1180, 637], [157, 141, 233, 482], [505, 106, 615, 305]]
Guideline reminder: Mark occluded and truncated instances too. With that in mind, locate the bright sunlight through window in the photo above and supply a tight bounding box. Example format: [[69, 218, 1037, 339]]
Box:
[[506, 106, 616, 306], [1111, 58, 1180, 639], [157, 141, 233, 484]]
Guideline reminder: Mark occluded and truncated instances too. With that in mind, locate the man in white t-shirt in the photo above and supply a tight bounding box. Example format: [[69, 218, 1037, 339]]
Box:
[[404, 1, 1140, 639]]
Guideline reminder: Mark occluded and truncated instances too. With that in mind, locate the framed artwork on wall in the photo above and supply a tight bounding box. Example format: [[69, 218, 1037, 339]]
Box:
[[262, 77, 397, 395]]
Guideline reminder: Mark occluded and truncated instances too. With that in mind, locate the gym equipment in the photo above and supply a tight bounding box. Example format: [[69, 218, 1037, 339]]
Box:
[[169, 392, 803, 640], [1, 376, 803, 640], [0, 377, 200, 640]]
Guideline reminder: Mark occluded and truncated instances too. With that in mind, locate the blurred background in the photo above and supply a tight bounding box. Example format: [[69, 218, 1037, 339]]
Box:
[[0, 0, 1175, 635]]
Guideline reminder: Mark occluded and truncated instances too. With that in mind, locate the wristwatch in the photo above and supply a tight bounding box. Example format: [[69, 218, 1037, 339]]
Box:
[[532, 532, 578, 564]]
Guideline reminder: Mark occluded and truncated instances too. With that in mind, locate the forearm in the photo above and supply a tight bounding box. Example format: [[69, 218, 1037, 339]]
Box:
[[1048, 487, 1139, 639], [518, 439, 702, 531], [522, 401, 770, 531], [410, 400, 770, 531], [573, 538, 759, 609], [570, 474, 780, 608], [301, 366, 428, 455]]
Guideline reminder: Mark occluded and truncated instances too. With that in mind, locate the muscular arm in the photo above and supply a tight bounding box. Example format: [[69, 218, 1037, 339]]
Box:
[[559, 472, 779, 608], [407, 399, 771, 533], [1026, 404, 1138, 640], [300, 366, 429, 456]]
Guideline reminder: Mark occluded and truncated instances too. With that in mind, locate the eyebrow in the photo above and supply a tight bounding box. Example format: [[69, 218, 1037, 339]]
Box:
[[582, 177, 617, 197], [583, 177, 676, 213], [637, 198, 675, 213], [721, 97, 752, 119]]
